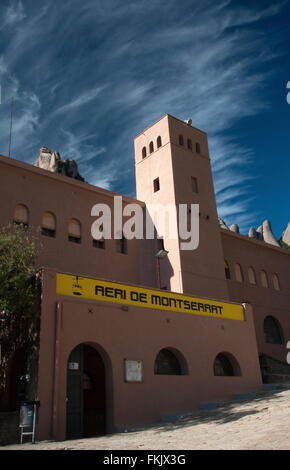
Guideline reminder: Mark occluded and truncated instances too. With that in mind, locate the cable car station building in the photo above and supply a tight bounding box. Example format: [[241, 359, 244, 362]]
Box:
[[1, 114, 289, 442]]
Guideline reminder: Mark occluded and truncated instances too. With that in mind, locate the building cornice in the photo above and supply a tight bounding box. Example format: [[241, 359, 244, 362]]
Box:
[[220, 227, 290, 256], [134, 114, 207, 140], [0, 153, 144, 206]]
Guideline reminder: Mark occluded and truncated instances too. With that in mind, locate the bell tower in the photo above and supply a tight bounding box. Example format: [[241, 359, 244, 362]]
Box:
[[134, 114, 229, 300]]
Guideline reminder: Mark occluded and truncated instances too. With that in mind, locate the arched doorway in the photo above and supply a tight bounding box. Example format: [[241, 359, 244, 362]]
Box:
[[66, 344, 106, 439]]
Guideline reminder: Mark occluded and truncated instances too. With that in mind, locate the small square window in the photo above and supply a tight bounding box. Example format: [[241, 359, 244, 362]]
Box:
[[93, 239, 105, 249], [191, 176, 198, 193], [179, 135, 184, 146], [116, 236, 127, 254], [153, 177, 160, 192]]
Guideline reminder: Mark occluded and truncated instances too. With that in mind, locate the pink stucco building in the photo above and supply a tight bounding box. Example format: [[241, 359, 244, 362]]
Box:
[[1, 114, 289, 442]]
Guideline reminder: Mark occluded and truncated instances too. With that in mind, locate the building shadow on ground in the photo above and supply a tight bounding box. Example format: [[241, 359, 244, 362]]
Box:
[[124, 388, 288, 434]]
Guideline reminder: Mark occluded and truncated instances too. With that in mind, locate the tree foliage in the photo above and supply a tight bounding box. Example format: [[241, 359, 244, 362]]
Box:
[[0, 224, 41, 397], [279, 238, 290, 250]]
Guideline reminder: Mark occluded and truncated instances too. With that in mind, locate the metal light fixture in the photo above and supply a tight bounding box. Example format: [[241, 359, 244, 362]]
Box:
[[155, 249, 169, 259], [155, 249, 169, 289]]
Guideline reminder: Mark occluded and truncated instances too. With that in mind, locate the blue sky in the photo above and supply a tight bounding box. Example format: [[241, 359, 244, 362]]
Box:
[[0, 0, 289, 238]]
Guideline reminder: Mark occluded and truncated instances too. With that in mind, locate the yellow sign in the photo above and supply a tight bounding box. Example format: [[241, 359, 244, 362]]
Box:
[[56, 273, 244, 322]]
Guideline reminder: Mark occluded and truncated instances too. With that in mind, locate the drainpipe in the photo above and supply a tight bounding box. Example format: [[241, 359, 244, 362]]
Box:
[[51, 301, 61, 439]]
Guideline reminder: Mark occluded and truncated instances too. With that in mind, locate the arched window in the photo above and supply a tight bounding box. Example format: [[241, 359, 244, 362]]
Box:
[[248, 266, 256, 285], [68, 218, 81, 244], [235, 263, 243, 282], [213, 353, 235, 376], [42, 211, 56, 238], [187, 139, 192, 150], [13, 204, 29, 226], [264, 316, 284, 344], [261, 270, 269, 288], [179, 135, 184, 146], [196, 142, 201, 153], [157, 136, 162, 148], [225, 260, 231, 280], [154, 348, 182, 375], [149, 141, 154, 154], [272, 273, 280, 291], [142, 147, 147, 159]]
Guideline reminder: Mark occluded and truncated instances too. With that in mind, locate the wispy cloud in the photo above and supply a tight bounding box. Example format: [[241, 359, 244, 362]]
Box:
[[0, 0, 289, 234], [1, 1, 26, 29], [54, 87, 105, 115]]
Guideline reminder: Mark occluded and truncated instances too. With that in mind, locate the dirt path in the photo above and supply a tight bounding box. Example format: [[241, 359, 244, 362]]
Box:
[[3, 385, 290, 450]]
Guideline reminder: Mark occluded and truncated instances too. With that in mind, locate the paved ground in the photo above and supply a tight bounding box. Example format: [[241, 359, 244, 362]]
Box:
[[3, 384, 290, 450]]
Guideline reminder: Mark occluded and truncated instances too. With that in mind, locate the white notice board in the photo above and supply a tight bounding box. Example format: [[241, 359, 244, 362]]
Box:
[[124, 359, 143, 383]]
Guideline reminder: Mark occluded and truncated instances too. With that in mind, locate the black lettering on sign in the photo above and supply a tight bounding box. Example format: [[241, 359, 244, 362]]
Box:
[[95, 285, 105, 296], [151, 295, 161, 305], [130, 291, 139, 302], [197, 302, 205, 312], [105, 287, 114, 298], [115, 288, 125, 300], [217, 306, 223, 315], [139, 293, 147, 303], [161, 296, 169, 306], [169, 298, 177, 308]]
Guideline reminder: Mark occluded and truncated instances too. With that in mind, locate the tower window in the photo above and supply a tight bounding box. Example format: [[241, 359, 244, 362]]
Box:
[[158, 237, 165, 251], [142, 147, 147, 159], [157, 136, 162, 148], [187, 139, 192, 150], [191, 176, 198, 193], [196, 142, 201, 153], [179, 135, 184, 146], [225, 260, 231, 280], [153, 177, 160, 192], [149, 141, 154, 154]]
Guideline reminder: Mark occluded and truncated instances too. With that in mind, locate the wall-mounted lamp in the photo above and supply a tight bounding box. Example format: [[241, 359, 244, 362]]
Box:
[[155, 249, 169, 289]]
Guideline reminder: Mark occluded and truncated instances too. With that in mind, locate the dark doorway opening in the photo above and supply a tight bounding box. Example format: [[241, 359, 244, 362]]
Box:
[[8, 348, 28, 411], [66, 344, 106, 439]]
